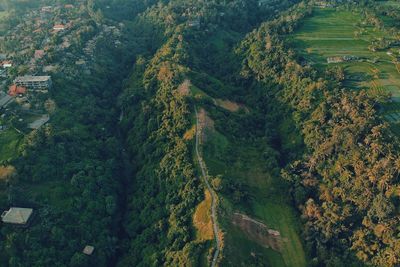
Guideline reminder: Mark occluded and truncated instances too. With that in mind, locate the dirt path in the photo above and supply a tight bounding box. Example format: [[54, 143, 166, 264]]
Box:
[[195, 106, 221, 267]]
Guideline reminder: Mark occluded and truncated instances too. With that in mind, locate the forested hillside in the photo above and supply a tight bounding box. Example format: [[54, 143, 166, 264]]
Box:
[[1, 0, 400, 266]]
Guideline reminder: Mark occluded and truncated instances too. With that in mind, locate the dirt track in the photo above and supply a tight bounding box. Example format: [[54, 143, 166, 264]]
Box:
[[195, 106, 221, 267]]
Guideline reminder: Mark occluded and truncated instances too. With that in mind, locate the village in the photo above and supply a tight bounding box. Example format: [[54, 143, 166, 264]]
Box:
[[0, 2, 124, 256], [0, 2, 123, 158]]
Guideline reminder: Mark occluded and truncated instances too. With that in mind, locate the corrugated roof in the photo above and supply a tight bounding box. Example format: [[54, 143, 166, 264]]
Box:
[[1, 207, 33, 225], [0, 92, 13, 107], [14, 75, 51, 82]]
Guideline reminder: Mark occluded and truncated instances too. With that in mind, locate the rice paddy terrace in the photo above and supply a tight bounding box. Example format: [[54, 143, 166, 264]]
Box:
[[289, 7, 400, 125]]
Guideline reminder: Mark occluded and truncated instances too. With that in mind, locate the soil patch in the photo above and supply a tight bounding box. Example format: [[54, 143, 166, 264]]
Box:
[[0, 166, 15, 180], [232, 212, 282, 252], [215, 99, 249, 113], [198, 108, 215, 143], [177, 79, 191, 96]]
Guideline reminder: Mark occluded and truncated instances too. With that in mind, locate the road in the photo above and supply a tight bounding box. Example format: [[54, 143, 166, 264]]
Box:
[[195, 107, 221, 267]]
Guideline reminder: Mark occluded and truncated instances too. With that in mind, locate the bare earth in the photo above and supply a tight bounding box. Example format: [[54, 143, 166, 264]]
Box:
[[232, 212, 282, 252]]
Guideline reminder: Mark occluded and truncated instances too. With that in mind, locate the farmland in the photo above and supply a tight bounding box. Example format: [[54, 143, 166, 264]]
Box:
[[290, 8, 400, 123], [203, 127, 307, 267]]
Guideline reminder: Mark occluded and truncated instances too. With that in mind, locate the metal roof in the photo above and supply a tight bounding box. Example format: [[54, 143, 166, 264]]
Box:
[[0, 92, 13, 107], [14, 76, 51, 82], [1, 207, 33, 225]]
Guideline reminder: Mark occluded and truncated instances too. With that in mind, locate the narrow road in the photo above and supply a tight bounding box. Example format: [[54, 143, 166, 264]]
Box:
[[194, 107, 221, 267]]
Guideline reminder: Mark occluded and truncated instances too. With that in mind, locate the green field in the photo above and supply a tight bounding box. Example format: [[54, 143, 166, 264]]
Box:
[[290, 7, 400, 125], [0, 128, 23, 163], [203, 129, 307, 267]]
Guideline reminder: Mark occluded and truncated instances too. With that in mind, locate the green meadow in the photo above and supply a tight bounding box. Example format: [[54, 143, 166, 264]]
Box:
[[203, 128, 307, 267], [0, 128, 23, 163]]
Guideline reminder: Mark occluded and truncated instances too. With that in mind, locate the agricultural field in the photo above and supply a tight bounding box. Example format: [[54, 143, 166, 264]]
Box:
[[202, 126, 307, 267], [381, 1, 400, 8], [289, 8, 400, 124]]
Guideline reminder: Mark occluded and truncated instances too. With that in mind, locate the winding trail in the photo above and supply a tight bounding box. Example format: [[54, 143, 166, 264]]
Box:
[[195, 106, 221, 267]]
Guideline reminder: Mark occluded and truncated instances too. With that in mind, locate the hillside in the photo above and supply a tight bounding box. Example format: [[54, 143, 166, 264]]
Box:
[[1, 0, 400, 267]]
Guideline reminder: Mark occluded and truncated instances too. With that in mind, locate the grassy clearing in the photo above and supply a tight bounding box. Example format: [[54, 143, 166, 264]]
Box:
[[193, 190, 214, 241], [0, 128, 23, 162], [0, 11, 7, 20], [203, 128, 307, 267], [22, 181, 73, 209], [0, 166, 15, 180]]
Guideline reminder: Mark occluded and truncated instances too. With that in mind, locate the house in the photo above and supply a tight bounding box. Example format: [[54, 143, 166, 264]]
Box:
[[14, 76, 52, 89], [41, 6, 52, 12], [327, 55, 358, 64], [75, 59, 86, 66], [83, 245, 95, 255], [188, 19, 201, 28], [8, 84, 27, 96], [2, 61, 12, 68], [53, 24, 66, 31], [34, 50, 45, 59], [1, 207, 33, 225], [0, 91, 13, 108], [0, 69, 6, 78], [327, 57, 344, 63], [28, 114, 50, 129]]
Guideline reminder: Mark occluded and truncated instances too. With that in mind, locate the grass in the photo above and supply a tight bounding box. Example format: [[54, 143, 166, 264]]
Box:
[[0, 11, 7, 20], [0, 128, 23, 162], [289, 7, 400, 123], [0, 166, 15, 180], [203, 128, 307, 267], [193, 190, 214, 241], [22, 180, 73, 209]]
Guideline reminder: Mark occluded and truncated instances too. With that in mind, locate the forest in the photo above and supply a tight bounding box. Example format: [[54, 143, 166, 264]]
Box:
[[1, 0, 400, 266]]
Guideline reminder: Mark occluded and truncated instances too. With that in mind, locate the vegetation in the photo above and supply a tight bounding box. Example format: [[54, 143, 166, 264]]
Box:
[[1, 0, 400, 266]]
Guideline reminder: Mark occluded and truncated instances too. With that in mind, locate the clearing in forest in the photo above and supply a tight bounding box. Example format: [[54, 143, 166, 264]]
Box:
[[203, 128, 306, 267], [193, 190, 214, 241], [290, 8, 400, 124]]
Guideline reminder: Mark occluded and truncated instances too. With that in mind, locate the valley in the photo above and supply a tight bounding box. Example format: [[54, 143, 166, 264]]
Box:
[[1, 1, 400, 267]]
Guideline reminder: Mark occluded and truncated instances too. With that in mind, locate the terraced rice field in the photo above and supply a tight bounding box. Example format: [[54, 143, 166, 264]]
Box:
[[290, 7, 400, 127]]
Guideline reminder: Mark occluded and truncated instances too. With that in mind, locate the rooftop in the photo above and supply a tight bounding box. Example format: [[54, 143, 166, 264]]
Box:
[[0, 91, 13, 107], [83, 245, 95, 255], [1, 207, 33, 225], [15, 76, 51, 82]]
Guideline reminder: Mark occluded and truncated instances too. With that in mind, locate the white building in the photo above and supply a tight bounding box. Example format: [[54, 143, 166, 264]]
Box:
[[14, 75, 52, 89], [1, 207, 33, 225]]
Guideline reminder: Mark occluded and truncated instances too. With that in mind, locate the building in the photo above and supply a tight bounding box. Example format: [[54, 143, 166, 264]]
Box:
[[28, 114, 50, 129], [83, 245, 95, 255], [53, 24, 66, 31], [0, 69, 6, 78], [1, 207, 33, 225], [41, 6, 52, 12], [0, 91, 13, 108], [327, 57, 344, 63], [188, 19, 201, 28], [1, 61, 12, 68], [34, 50, 45, 59], [8, 84, 27, 96], [14, 76, 52, 89]]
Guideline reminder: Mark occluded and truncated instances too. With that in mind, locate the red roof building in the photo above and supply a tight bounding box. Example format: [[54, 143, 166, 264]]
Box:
[[8, 85, 27, 96], [1, 61, 12, 68], [34, 50, 45, 59], [53, 24, 66, 31]]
